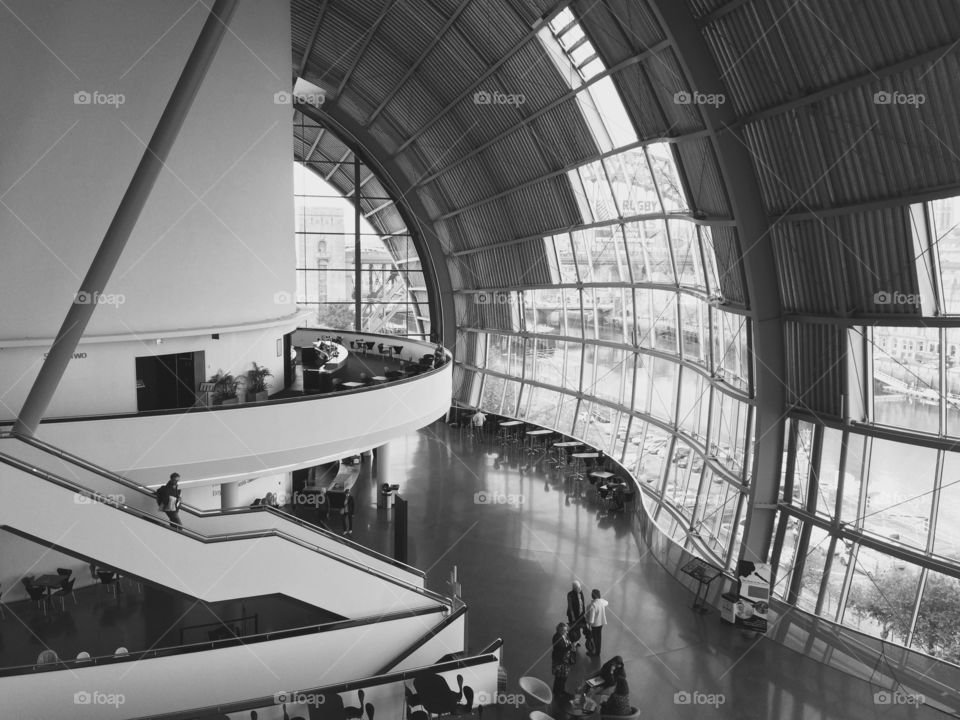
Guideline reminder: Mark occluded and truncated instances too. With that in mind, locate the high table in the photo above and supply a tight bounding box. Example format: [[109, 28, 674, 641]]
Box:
[[498, 419, 524, 446], [553, 440, 583, 466], [525, 428, 553, 454]]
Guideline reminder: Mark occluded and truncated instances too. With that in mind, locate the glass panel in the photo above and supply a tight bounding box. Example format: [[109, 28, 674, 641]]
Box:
[[792, 421, 816, 509], [634, 354, 677, 423], [670, 220, 703, 289], [557, 393, 578, 435], [844, 547, 920, 648], [646, 290, 678, 354], [700, 227, 722, 298], [863, 438, 935, 550], [577, 161, 618, 222], [946, 328, 960, 435], [590, 345, 629, 405], [677, 368, 710, 441], [715, 310, 749, 392], [501, 379, 522, 417], [529, 290, 564, 335], [586, 77, 638, 148], [772, 511, 800, 600], [912, 570, 960, 663], [603, 148, 659, 218], [839, 432, 867, 524], [930, 195, 960, 314], [480, 374, 505, 413], [595, 287, 627, 345], [935, 449, 960, 559], [646, 143, 688, 213], [529, 337, 565, 387], [814, 427, 843, 520], [679, 294, 707, 366], [524, 385, 562, 428], [571, 230, 594, 284], [873, 326, 940, 435], [794, 526, 832, 614], [711, 392, 748, 476], [485, 334, 524, 377], [314, 303, 355, 330], [590, 225, 629, 283], [554, 234, 579, 283]]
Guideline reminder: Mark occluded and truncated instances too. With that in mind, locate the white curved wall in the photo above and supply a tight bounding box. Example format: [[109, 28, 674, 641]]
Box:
[[29, 361, 452, 485], [0, 0, 296, 418]]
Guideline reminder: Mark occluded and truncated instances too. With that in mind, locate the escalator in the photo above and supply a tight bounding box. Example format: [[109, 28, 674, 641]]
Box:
[[0, 435, 445, 619]]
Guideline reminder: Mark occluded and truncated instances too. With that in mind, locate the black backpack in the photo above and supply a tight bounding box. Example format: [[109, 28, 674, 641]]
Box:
[[155, 485, 169, 509]]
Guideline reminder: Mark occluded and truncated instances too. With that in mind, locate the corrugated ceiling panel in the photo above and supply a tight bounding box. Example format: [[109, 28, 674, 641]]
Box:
[[503, 176, 583, 238], [479, 130, 554, 188], [498, 45, 570, 113], [675, 137, 731, 217], [572, 0, 638, 64], [458, 0, 528, 62], [417, 38, 488, 102], [785, 321, 843, 418], [640, 49, 705, 136], [686, 0, 726, 20], [772, 220, 847, 314], [583, 0, 665, 51], [529, 101, 603, 164], [427, 158, 495, 208], [710, 226, 748, 307], [446, 203, 516, 251], [290, 0, 321, 60], [383, 77, 448, 139]]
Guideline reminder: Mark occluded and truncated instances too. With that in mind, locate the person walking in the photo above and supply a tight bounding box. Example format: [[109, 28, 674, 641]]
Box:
[[156, 473, 183, 528], [550, 622, 573, 701], [316, 489, 331, 531], [585, 588, 609, 657], [342, 487, 355, 535], [566, 581, 586, 644]]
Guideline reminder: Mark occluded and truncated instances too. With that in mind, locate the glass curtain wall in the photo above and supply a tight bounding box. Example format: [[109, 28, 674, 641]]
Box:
[[453, 10, 755, 571], [294, 161, 430, 338], [772, 193, 960, 664]]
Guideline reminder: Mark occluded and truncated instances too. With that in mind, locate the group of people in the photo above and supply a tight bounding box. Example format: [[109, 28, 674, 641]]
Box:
[[550, 582, 631, 714]]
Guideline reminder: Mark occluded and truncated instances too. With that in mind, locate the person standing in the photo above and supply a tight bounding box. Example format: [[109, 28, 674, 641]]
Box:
[[342, 487, 355, 535], [156, 473, 183, 528], [566, 581, 586, 643], [550, 622, 573, 700], [316, 489, 331, 531], [585, 588, 609, 657]]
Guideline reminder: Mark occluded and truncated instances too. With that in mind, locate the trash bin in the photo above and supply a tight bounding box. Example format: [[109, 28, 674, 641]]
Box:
[[378, 483, 399, 509]]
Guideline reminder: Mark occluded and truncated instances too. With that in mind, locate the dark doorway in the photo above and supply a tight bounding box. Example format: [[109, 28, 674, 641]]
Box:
[[135, 351, 205, 412], [283, 332, 293, 389]]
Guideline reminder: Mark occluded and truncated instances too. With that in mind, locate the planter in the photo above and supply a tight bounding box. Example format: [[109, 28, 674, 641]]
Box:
[[252, 390, 268, 403], [221, 397, 239, 406]]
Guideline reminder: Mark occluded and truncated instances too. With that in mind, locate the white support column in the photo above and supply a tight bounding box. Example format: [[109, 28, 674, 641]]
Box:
[[376, 442, 392, 485]]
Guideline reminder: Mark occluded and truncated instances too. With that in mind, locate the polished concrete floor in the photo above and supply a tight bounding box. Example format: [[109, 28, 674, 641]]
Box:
[[334, 420, 951, 720]]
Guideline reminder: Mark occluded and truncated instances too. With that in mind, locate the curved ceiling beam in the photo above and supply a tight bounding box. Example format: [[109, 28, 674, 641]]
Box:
[[646, 0, 786, 566], [294, 100, 456, 346]]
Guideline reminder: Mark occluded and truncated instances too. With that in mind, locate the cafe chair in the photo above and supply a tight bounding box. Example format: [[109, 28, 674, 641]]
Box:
[[530, 712, 556, 720], [53, 577, 77, 611], [97, 570, 119, 597], [519, 676, 553, 709], [36, 650, 59, 666], [24, 583, 49, 615], [56, 568, 72, 578], [114, 647, 129, 657], [75, 651, 91, 663], [600, 707, 640, 720]]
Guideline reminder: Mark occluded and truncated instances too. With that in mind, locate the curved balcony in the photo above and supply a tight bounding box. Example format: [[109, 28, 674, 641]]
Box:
[[8, 332, 451, 486]]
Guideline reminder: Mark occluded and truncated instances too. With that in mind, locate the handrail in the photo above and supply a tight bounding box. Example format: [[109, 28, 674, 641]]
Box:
[[0, 451, 450, 607], [129, 649, 500, 720], [0, 605, 444, 678], [0, 431, 424, 577], [374, 603, 468, 675]]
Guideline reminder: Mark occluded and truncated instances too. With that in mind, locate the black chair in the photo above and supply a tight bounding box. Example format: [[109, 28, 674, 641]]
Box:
[[53, 577, 76, 611], [96, 570, 119, 597], [24, 584, 49, 615]]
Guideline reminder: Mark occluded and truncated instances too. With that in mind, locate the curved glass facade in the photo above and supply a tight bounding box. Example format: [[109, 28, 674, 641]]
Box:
[[772, 194, 960, 664], [452, 14, 754, 572]]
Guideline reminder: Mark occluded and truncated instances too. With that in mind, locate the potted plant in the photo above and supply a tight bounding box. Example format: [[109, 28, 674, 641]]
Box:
[[210, 369, 241, 405], [247, 362, 273, 402]]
